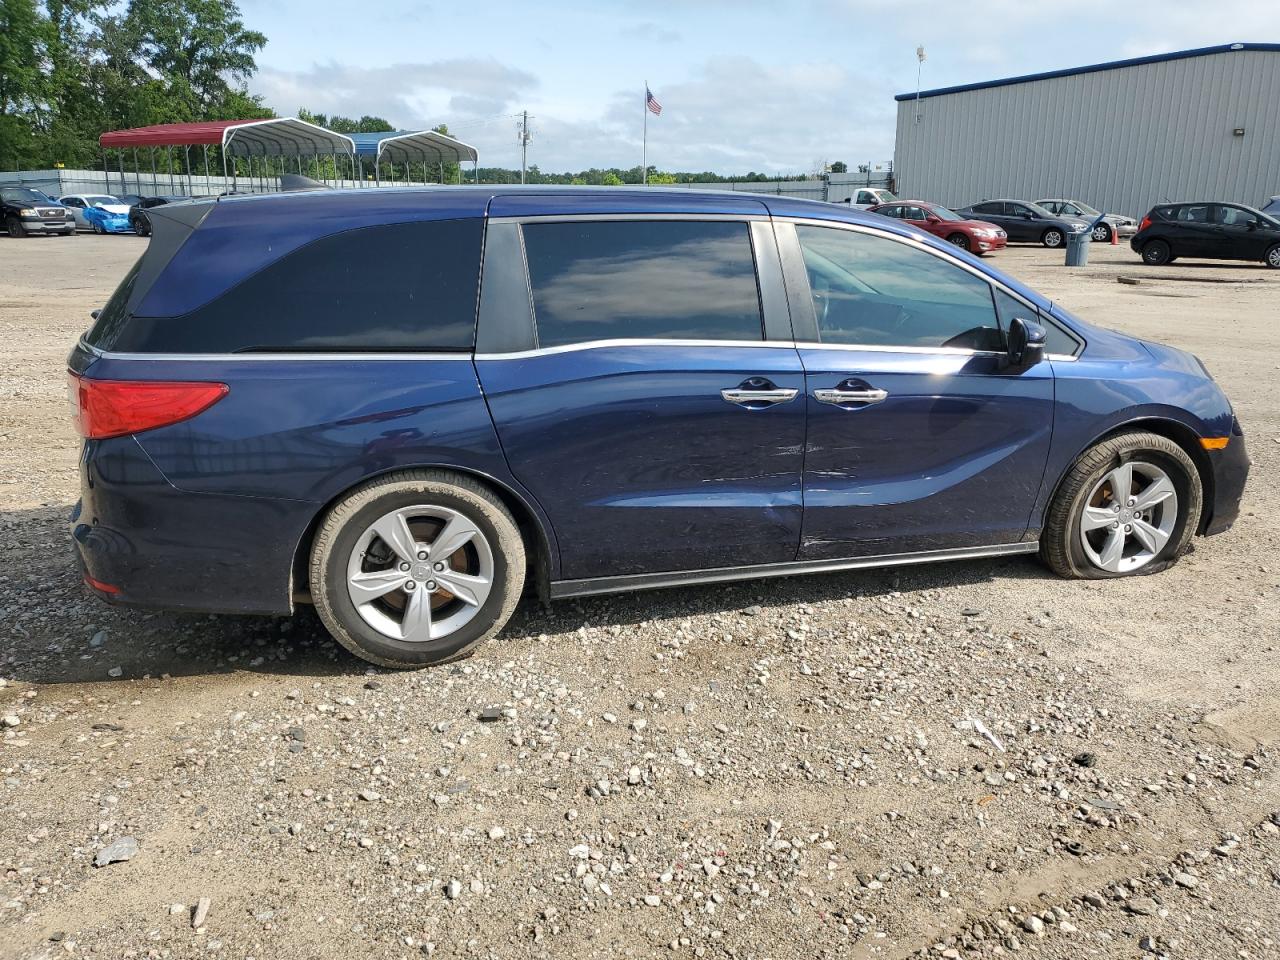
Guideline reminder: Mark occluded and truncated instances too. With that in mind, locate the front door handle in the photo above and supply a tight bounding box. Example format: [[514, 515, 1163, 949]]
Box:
[[721, 387, 799, 406], [814, 387, 889, 406]]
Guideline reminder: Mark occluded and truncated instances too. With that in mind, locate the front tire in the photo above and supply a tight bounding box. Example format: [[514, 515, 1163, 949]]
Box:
[[1142, 239, 1172, 265], [6, 216, 26, 238], [1042, 228, 1065, 248], [1091, 224, 1112, 242], [1041, 431, 1201, 579], [309, 470, 525, 668], [946, 232, 970, 251]]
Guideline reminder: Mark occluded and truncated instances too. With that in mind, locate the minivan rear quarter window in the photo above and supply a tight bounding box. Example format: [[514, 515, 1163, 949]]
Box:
[[94, 218, 483, 354], [521, 220, 763, 348]]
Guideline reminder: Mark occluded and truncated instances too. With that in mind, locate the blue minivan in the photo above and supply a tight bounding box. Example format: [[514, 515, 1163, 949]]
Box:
[[68, 187, 1248, 668]]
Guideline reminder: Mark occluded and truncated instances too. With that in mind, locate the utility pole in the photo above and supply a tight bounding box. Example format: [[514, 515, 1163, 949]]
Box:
[[517, 111, 531, 184]]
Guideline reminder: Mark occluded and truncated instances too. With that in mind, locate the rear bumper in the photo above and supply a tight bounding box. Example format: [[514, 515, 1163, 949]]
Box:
[[1203, 425, 1249, 536], [71, 435, 310, 615]]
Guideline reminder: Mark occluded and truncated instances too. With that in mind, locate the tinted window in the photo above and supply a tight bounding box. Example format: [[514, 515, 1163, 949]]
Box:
[[99, 219, 483, 353], [796, 225, 1002, 351], [1175, 204, 1211, 223], [972, 202, 1001, 215], [1215, 205, 1252, 226], [875, 205, 902, 218], [522, 220, 763, 348]]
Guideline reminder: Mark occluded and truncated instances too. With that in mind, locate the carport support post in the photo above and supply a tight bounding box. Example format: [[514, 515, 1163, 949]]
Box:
[[118, 150, 126, 194], [133, 149, 141, 193], [203, 146, 210, 194]]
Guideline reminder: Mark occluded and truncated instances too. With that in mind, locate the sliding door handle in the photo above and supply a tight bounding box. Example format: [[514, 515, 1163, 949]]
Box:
[[814, 387, 889, 406]]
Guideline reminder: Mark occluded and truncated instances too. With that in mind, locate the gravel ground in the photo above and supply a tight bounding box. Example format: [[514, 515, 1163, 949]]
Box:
[[1, 234, 1277, 960]]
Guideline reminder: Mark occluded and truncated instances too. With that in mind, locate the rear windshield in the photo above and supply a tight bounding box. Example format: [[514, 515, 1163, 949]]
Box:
[[88, 218, 483, 354]]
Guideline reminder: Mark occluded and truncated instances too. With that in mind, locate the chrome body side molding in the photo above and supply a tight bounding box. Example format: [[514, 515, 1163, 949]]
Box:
[[549, 541, 1039, 599]]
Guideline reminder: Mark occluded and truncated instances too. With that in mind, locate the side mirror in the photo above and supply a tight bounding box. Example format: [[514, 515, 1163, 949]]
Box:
[[1006, 317, 1047, 368], [926, 215, 941, 224], [90, 309, 100, 320], [1247, 218, 1258, 231]]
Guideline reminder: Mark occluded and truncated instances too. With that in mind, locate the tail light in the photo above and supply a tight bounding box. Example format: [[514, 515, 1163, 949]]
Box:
[[68, 372, 228, 440], [1138, 215, 1152, 232]]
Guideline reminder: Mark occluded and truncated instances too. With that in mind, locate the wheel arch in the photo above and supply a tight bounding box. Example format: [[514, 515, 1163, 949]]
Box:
[[290, 464, 557, 609], [1041, 416, 1215, 537]]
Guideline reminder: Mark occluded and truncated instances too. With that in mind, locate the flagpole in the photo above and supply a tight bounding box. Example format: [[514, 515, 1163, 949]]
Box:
[[642, 82, 648, 186]]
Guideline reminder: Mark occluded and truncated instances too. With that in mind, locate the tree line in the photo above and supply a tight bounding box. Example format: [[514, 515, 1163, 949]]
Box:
[[0, 0, 843, 184]]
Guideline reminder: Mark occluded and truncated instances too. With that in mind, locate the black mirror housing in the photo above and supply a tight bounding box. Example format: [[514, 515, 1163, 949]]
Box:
[[1006, 317, 1047, 368]]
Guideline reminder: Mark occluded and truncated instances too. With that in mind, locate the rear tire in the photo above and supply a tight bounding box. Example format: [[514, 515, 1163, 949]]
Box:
[[1041, 431, 1201, 579], [1265, 244, 1280, 269], [1042, 228, 1065, 248], [309, 470, 525, 669], [1142, 239, 1172, 265], [946, 233, 970, 251]]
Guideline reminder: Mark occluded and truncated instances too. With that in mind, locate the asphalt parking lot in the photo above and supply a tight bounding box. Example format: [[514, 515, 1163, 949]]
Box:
[[1, 234, 1277, 960]]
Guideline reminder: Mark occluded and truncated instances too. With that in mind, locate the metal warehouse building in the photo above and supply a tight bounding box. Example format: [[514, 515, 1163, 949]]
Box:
[[893, 42, 1280, 220]]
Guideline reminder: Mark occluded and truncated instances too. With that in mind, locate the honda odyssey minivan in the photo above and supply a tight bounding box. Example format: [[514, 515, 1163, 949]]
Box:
[[68, 187, 1248, 668]]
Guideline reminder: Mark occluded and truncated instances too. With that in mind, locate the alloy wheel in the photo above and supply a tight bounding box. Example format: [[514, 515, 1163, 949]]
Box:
[[1267, 245, 1280, 268], [345, 504, 494, 644], [1044, 230, 1064, 248], [1078, 461, 1178, 574]]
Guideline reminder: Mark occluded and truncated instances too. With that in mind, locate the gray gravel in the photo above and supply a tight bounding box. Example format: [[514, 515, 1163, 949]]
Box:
[[1, 238, 1278, 958]]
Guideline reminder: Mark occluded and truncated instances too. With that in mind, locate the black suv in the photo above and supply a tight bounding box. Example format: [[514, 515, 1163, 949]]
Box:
[[1131, 202, 1280, 268], [2, 186, 75, 237]]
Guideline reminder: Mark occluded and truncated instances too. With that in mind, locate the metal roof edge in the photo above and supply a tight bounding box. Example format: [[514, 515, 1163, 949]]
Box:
[[894, 42, 1280, 101]]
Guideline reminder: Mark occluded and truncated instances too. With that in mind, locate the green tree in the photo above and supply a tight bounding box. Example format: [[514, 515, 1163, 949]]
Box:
[[113, 0, 265, 114], [0, 0, 46, 168], [829, 160, 847, 173]]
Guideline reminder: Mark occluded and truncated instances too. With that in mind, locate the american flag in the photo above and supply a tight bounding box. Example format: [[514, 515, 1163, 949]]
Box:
[[646, 86, 662, 116]]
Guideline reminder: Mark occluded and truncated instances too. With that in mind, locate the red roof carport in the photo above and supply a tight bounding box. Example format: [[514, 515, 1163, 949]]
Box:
[[97, 118, 358, 194]]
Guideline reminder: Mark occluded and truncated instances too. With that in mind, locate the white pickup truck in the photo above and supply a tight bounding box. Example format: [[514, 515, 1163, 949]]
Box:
[[839, 187, 898, 210]]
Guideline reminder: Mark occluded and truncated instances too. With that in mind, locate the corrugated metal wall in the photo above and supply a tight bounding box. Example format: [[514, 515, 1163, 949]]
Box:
[[895, 49, 1280, 219]]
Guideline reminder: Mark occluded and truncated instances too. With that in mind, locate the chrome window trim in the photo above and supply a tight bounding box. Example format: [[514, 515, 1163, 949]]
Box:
[[489, 212, 770, 225], [550, 541, 1039, 599], [777, 215, 1085, 357], [475, 338, 791, 361], [79, 340, 474, 362], [84, 336, 1079, 365]]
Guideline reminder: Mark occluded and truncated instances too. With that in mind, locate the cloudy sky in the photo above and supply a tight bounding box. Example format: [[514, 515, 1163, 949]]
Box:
[[241, 0, 1279, 174]]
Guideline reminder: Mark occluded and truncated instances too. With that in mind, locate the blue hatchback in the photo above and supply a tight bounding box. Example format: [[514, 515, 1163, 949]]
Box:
[[67, 187, 1249, 668]]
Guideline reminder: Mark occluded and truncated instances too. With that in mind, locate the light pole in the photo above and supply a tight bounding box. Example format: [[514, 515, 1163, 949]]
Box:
[[915, 45, 926, 123]]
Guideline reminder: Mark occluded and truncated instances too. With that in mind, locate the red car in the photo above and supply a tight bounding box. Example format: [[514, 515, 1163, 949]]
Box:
[[867, 200, 1007, 255]]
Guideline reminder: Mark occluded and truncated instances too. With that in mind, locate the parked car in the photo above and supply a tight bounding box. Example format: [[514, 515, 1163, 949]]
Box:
[[59, 194, 134, 234], [955, 200, 1090, 248], [128, 195, 190, 237], [1036, 198, 1137, 242], [840, 187, 898, 210], [1, 186, 75, 237], [68, 187, 1248, 668], [1260, 196, 1279, 217], [867, 200, 1007, 254], [1130, 202, 1280, 268]]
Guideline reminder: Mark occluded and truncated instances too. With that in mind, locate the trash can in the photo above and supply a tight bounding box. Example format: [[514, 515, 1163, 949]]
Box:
[[1065, 231, 1090, 267]]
